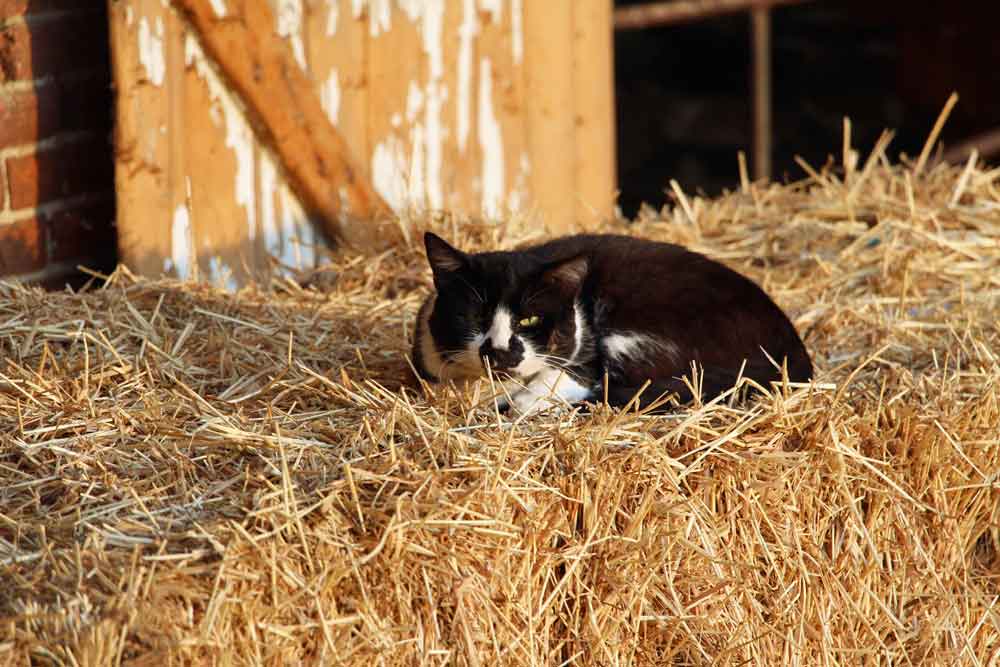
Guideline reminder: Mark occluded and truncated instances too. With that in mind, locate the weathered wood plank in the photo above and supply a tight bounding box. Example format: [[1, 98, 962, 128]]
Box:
[[573, 0, 617, 226], [523, 0, 576, 232], [171, 0, 390, 249], [366, 3, 426, 218], [108, 0, 175, 276], [306, 0, 370, 183]]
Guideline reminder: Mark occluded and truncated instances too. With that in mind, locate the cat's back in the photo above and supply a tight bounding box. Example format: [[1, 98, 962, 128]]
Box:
[[528, 233, 799, 336], [523, 233, 693, 270], [525, 233, 725, 288]]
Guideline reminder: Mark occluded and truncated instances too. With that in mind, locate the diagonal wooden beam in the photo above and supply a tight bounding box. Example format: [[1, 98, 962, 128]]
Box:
[[170, 0, 391, 249]]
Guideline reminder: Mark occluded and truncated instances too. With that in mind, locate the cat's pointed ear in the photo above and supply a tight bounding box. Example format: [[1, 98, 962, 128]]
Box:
[[424, 232, 468, 278], [542, 255, 589, 294]]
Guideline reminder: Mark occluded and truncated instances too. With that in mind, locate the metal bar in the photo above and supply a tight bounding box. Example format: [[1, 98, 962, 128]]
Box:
[[614, 0, 810, 31], [751, 6, 772, 180]]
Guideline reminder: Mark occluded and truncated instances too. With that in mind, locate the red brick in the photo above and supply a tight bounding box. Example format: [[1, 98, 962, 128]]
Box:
[[0, 13, 109, 83], [0, 75, 111, 148], [0, 217, 46, 276], [46, 201, 116, 265], [7, 135, 114, 209]]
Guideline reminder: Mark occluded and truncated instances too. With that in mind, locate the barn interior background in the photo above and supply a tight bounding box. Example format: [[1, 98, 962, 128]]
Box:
[[0, 0, 998, 283]]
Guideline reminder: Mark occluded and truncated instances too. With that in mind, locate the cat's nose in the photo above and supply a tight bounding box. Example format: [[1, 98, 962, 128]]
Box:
[[480, 337, 524, 371]]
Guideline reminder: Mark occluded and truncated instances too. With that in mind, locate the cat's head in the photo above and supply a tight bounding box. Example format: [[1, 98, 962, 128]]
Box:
[[420, 232, 588, 380]]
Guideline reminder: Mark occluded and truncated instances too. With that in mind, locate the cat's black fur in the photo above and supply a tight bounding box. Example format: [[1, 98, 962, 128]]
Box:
[[413, 231, 812, 414]]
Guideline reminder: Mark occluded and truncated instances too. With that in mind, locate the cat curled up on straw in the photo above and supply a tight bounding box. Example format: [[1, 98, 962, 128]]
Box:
[[412, 231, 813, 416]]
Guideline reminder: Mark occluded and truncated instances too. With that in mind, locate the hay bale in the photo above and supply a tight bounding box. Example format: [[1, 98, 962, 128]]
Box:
[[1, 143, 998, 664]]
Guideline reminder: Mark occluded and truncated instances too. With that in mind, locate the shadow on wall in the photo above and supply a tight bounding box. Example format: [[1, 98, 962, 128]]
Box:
[[0, 1, 117, 288]]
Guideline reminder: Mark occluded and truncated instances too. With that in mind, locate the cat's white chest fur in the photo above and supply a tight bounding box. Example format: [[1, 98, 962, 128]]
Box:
[[503, 367, 593, 417]]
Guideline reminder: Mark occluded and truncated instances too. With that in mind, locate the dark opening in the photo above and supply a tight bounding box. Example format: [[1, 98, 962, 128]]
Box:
[[614, 0, 1000, 218]]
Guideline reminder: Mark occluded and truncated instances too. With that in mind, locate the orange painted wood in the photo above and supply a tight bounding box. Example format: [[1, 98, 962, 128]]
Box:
[[366, 4, 425, 213], [573, 0, 618, 226], [306, 1, 370, 180], [170, 0, 390, 248], [108, 0, 174, 276], [523, 0, 576, 233]]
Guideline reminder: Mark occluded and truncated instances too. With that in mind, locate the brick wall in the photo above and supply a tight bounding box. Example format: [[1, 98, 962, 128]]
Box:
[[0, 1, 115, 285]]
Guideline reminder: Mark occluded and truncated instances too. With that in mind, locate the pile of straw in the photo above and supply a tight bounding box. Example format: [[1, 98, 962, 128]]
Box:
[[2, 130, 998, 664]]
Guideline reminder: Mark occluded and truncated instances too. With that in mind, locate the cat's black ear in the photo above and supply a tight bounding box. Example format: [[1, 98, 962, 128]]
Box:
[[542, 255, 589, 294], [424, 232, 468, 279]]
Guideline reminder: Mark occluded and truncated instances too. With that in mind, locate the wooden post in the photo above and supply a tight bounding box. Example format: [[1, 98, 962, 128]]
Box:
[[573, 0, 618, 227], [170, 0, 390, 248], [524, 0, 577, 233]]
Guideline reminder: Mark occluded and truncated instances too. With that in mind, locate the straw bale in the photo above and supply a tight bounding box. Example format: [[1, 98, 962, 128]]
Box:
[[1, 138, 999, 665]]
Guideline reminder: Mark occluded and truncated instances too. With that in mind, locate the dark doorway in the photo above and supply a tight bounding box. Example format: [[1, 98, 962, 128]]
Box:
[[613, 0, 1000, 218]]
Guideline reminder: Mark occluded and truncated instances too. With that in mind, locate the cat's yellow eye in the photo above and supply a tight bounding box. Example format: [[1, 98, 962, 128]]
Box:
[[519, 315, 541, 328]]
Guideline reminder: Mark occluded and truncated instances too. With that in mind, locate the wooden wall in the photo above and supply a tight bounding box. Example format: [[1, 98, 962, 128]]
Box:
[[108, 0, 616, 285]]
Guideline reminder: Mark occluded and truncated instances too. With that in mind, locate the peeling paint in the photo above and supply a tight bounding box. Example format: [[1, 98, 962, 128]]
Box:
[[424, 87, 445, 211], [478, 0, 502, 22], [263, 147, 315, 273], [457, 0, 478, 152], [278, 184, 315, 269], [398, 0, 422, 22], [185, 34, 257, 245], [511, 0, 523, 64], [321, 70, 341, 125], [275, 0, 307, 70], [372, 136, 408, 212], [421, 0, 446, 210], [478, 57, 504, 218], [408, 124, 426, 209], [368, 0, 392, 37], [325, 0, 338, 35], [171, 204, 194, 279], [209, 0, 226, 17], [138, 16, 166, 87], [406, 80, 424, 123], [508, 151, 530, 213], [260, 152, 279, 257]]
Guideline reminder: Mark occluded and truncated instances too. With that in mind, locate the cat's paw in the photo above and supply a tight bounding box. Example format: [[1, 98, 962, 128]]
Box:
[[508, 390, 560, 417]]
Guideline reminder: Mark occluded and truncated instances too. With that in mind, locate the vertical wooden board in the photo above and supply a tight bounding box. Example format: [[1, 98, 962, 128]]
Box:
[[366, 4, 428, 216], [477, 0, 528, 224], [304, 0, 370, 182], [572, 0, 616, 227], [523, 0, 576, 233], [416, 0, 450, 218], [181, 29, 257, 287], [439, 0, 476, 215], [108, 0, 174, 276]]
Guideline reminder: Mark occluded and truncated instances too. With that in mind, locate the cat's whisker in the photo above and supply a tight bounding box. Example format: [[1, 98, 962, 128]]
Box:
[[533, 353, 578, 368]]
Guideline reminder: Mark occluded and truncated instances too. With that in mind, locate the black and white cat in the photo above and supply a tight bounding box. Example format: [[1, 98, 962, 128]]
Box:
[[412, 232, 812, 415]]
